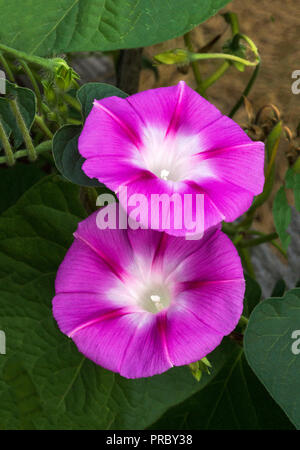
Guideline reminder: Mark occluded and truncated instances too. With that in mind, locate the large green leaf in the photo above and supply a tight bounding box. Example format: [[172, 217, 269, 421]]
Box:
[[0, 1, 231, 56], [150, 345, 293, 429], [0, 163, 44, 214], [244, 289, 300, 429], [0, 175, 235, 429]]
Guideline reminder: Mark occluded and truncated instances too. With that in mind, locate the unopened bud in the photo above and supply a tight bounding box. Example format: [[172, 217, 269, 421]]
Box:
[[154, 49, 190, 65]]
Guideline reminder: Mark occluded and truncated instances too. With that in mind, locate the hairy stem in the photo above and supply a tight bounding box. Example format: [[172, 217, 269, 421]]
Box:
[[0, 140, 52, 164], [0, 43, 55, 71], [9, 98, 36, 161], [0, 118, 15, 165], [34, 115, 53, 139], [0, 52, 15, 82]]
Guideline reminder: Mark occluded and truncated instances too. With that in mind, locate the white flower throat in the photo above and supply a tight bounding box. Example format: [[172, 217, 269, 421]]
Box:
[[140, 126, 201, 182]]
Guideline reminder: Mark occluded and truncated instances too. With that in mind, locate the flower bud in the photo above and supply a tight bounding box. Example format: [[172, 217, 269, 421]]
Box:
[[154, 49, 190, 65]]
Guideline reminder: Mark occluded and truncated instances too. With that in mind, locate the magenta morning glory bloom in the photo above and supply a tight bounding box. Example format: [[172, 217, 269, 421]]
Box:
[[53, 206, 245, 379], [78, 81, 265, 235]]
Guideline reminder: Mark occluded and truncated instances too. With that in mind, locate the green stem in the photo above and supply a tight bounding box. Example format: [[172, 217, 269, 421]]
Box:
[[228, 34, 260, 118], [0, 52, 15, 82], [0, 140, 52, 164], [224, 12, 240, 36], [201, 61, 230, 91], [229, 62, 260, 118], [183, 33, 204, 95], [19, 60, 42, 113], [0, 118, 15, 165], [0, 43, 55, 71], [62, 93, 81, 112], [190, 52, 258, 67], [243, 230, 286, 257], [239, 247, 256, 278], [67, 118, 82, 125], [34, 115, 53, 139], [9, 98, 36, 161], [238, 315, 249, 328], [238, 232, 278, 248]]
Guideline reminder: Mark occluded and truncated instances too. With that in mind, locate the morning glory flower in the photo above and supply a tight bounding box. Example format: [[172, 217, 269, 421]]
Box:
[[53, 206, 245, 379], [78, 81, 265, 235]]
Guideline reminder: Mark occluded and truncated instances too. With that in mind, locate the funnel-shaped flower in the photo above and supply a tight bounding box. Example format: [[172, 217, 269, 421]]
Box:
[[53, 206, 245, 379], [78, 81, 264, 235]]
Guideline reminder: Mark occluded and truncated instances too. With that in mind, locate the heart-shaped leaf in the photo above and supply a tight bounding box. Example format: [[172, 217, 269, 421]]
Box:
[[244, 288, 300, 429], [0, 0, 231, 56]]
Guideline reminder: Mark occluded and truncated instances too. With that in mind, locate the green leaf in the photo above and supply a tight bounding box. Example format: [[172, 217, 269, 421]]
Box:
[[0, 81, 36, 150], [273, 186, 291, 250], [150, 344, 293, 429], [244, 288, 300, 429], [243, 274, 262, 317], [0, 163, 44, 214], [0, 0, 231, 56], [285, 168, 300, 212], [271, 279, 286, 297], [52, 125, 101, 187], [53, 83, 127, 187], [0, 175, 235, 430], [77, 82, 128, 119]]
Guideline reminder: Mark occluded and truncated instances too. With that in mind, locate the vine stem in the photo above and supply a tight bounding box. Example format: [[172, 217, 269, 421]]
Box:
[[0, 118, 15, 166], [0, 43, 55, 71], [62, 93, 81, 112], [190, 52, 258, 67], [238, 232, 278, 248], [9, 98, 36, 161], [19, 60, 42, 113], [201, 61, 230, 91], [239, 247, 256, 278], [229, 63, 260, 118], [0, 140, 52, 165], [0, 52, 15, 82], [183, 33, 204, 95], [34, 115, 53, 139], [238, 315, 249, 328]]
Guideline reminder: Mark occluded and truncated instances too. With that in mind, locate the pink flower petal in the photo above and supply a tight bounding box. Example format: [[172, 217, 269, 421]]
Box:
[[78, 81, 264, 235], [53, 210, 245, 378]]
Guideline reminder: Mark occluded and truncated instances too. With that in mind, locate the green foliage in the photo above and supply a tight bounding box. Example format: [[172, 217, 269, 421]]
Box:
[[151, 344, 293, 430], [0, 81, 36, 150], [52, 124, 100, 187], [243, 274, 262, 317], [273, 186, 291, 250], [0, 163, 44, 213], [77, 83, 128, 118], [52, 83, 127, 186], [285, 168, 300, 212], [0, 0, 230, 55], [0, 175, 237, 430], [244, 289, 300, 429]]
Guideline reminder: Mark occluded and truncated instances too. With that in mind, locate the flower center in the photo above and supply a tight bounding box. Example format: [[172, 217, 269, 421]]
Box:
[[160, 169, 170, 181], [138, 283, 171, 314], [140, 126, 200, 182]]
